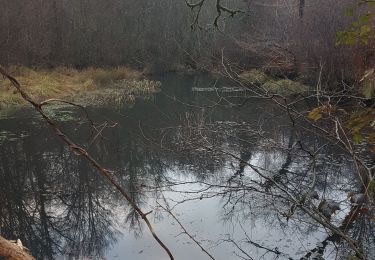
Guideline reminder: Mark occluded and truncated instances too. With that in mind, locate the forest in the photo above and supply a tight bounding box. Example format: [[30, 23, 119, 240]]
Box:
[[0, 0, 374, 260], [0, 0, 371, 81]]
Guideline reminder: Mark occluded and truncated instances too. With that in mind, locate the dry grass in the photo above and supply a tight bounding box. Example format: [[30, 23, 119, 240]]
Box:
[[238, 69, 309, 95], [0, 66, 144, 108], [262, 79, 309, 95], [77, 79, 161, 107], [239, 69, 270, 85], [84, 67, 142, 87]]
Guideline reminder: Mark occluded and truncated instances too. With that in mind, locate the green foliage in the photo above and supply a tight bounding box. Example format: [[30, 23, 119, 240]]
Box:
[[308, 107, 323, 121], [360, 69, 375, 98], [368, 180, 375, 200], [336, 12, 374, 46], [308, 105, 333, 122], [352, 128, 363, 144], [309, 106, 375, 151], [347, 108, 375, 147], [334, 1, 375, 150], [336, 1, 375, 46], [307, 103, 375, 149], [345, 7, 354, 17]]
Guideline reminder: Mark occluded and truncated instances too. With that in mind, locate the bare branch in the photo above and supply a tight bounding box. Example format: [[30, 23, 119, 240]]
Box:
[[0, 66, 175, 260], [185, 0, 243, 29]]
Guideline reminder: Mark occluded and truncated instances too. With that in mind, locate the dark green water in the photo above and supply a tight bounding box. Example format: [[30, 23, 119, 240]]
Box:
[[0, 74, 372, 260]]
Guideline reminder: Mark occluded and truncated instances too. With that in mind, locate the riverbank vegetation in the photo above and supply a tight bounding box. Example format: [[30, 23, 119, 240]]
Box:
[[0, 66, 160, 108], [239, 69, 309, 95]]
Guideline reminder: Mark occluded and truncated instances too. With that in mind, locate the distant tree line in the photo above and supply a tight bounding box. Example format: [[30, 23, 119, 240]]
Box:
[[0, 0, 372, 84]]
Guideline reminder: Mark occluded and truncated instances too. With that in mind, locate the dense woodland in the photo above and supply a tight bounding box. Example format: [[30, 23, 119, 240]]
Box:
[[0, 0, 373, 84]]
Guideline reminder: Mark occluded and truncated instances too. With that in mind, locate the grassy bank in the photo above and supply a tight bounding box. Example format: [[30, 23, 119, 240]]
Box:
[[0, 66, 160, 108], [239, 69, 309, 95]]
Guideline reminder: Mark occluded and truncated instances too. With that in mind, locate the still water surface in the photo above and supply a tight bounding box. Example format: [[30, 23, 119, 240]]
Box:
[[0, 74, 371, 259]]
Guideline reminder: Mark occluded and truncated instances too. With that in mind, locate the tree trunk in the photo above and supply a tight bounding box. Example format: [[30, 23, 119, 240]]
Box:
[[299, 0, 305, 18]]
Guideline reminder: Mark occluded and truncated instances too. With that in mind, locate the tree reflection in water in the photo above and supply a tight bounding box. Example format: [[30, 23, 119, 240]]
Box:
[[0, 139, 119, 259], [0, 74, 374, 259]]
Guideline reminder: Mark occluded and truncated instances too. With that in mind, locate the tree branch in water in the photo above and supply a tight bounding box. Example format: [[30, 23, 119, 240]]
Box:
[[0, 66, 175, 260]]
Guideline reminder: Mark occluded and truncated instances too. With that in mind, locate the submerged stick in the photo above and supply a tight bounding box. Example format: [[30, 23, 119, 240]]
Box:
[[0, 66, 174, 260]]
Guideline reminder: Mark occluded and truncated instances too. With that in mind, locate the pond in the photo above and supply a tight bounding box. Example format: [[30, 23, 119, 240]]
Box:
[[0, 74, 373, 260]]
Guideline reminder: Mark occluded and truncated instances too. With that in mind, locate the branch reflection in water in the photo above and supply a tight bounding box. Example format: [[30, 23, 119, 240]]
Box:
[[0, 74, 373, 259]]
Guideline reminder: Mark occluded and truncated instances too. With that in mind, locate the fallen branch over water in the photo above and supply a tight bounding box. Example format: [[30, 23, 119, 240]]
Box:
[[0, 66, 174, 260]]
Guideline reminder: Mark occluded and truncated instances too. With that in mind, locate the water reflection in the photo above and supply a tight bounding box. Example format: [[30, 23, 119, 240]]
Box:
[[0, 74, 373, 259]]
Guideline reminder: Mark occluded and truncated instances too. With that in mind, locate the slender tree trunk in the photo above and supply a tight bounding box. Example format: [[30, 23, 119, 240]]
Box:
[[299, 0, 305, 18]]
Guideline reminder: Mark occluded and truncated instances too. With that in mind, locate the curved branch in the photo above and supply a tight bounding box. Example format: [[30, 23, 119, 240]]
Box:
[[186, 0, 243, 29]]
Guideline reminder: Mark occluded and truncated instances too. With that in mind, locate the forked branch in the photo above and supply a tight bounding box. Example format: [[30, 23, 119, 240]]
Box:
[[186, 0, 243, 29]]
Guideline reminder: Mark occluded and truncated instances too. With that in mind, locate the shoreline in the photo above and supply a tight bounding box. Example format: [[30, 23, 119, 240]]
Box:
[[0, 66, 160, 109]]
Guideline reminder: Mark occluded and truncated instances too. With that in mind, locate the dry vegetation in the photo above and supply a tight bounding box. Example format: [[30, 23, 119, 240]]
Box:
[[0, 66, 159, 108], [239, 69, 309, 95]]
